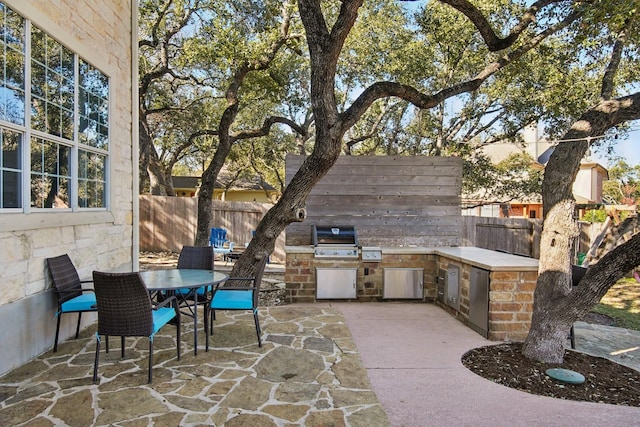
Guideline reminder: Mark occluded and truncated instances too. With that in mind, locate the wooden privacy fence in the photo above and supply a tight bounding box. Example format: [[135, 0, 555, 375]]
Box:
[[140, 196, 605, 263], [139, 195, 285, 262], [461, 216, 542, 258], [460, 216, 606, 259]]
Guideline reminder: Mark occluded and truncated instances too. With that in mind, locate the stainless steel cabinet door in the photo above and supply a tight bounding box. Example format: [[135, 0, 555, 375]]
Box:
[[383, 268, 424, 299], [316, 268, 357, 299], [469, 266, 490, 337]]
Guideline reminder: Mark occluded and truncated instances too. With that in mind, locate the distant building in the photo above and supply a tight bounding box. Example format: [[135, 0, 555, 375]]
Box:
[[463, 124, 608, 218], [172, 174, 279, 204]]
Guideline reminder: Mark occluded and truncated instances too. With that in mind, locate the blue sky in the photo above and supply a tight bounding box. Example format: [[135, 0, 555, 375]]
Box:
[[591, 122, 640, 168]]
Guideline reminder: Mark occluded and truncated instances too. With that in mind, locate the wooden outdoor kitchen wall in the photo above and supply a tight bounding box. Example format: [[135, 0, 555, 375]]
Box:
[[285, 155, 463, 247]]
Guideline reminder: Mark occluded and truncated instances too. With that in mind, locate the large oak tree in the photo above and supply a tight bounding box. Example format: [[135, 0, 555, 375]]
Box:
[[138, 0, 639, 364], [235, 0, 595, 268], [233, 0, 640, 365]]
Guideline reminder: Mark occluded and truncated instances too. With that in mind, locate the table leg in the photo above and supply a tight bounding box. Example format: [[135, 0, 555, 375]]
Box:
[[193, 291, 198, 355]]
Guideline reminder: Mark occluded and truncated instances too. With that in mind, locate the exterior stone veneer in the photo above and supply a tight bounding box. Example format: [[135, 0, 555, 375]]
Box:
[[434, 257, 536, 342], [286, 246, 538, 342], [285, 249, 437, 303], [0, 0, 135, 377]]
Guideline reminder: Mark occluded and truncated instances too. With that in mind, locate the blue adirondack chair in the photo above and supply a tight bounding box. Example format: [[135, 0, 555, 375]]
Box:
[[209, 228, 234, 260]]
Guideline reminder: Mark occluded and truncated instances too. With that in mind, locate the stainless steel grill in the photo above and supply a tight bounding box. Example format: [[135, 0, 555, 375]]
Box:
[[312, 225, 359, 259]]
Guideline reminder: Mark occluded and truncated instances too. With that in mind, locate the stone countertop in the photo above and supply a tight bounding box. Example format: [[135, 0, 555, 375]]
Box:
[[435, 247, 538, 272], [285, 245, 539, 272], [285, 245, 439, 254]]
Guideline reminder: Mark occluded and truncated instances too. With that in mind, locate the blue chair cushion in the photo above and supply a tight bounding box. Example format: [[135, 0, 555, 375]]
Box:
[[60, 293, 96, 313], [152, 307, 177, 335], [211, 290, 253, 310]]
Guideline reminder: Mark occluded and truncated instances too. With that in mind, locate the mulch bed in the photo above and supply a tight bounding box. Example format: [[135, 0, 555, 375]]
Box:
[[462, 342, 640, 406]]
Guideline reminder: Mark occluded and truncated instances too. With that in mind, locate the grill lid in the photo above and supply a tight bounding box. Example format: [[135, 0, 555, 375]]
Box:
[[312, 225, 358, 246]]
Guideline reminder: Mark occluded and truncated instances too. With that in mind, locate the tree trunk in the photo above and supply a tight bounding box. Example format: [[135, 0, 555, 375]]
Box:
[[194, 106, 235, 246], [138, 121, 150, 193], [523, 94, 640, 363], [225, 0, 360, 276], [523, 199, 581, 363], [230, 144, 342, 277], [139, 118, 167, 196], [147, 157, 168, 196], [164, 174, 176, 197]]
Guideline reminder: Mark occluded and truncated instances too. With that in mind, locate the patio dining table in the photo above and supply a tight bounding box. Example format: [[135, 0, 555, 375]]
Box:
[[140, 269, 228, 355]]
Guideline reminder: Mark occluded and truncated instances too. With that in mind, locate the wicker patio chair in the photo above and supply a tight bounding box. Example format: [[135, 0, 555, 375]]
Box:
[[92, 271, 181, 384], [46, 254, 98, 352], [174, 245, 215, 315], [177, 245, 215, 270], [204, 255, 268, 351]]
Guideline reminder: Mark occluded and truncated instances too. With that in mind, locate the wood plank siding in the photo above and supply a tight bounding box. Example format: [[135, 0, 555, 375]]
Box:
[[285, 155, 463, 247]]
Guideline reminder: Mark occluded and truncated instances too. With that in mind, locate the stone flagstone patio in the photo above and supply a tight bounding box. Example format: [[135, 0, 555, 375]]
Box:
[[0, 306, 389, 426]]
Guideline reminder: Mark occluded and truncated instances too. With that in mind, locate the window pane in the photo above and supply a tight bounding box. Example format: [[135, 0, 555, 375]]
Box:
[[30, 26, 74, 140], [0, 85, 24, 124], [60, 105, 73, 139], [61, 78, 73, 110], [30, 62, 45, 98], [30, 137, 43, 171], [30, 26, 45, 65], [47, 35, 62, 74], [1, 5, 25, 51], [78, 59, 108, 150], [78, 149, 105, 207], [30, 175, 69, 208], [30, 137, 71, 209], [48, 102, 61, 136], [0, 128, 21, 208], [1, 4, 24, 125], [2, 170, 20, 207], [5, 47, 24, 88], [61, 47, 73, 81], [2, 127, 20, 168]]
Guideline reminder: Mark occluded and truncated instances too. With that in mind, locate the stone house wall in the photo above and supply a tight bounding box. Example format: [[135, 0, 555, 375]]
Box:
[[0, 0, 135, 376]]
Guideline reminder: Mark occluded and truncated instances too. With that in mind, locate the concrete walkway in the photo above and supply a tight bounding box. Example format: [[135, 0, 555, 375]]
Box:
[[332, 302, 640, 427]]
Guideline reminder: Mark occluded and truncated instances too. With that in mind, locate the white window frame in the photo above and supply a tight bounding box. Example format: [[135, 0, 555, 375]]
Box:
[[0, 3, 110, 214]]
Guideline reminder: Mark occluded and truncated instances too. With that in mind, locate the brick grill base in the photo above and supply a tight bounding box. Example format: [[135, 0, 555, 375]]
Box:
[[285, 248, 537, 342]]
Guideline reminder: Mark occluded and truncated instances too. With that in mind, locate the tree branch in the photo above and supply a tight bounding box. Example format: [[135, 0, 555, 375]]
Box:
[[601, 17, 633, 100], [231, 116, 307, 141], [345, 101, 391, 153], [340, 7, 581, 131], [543, 92, 640, 207], [439, 0, 565, 51]]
